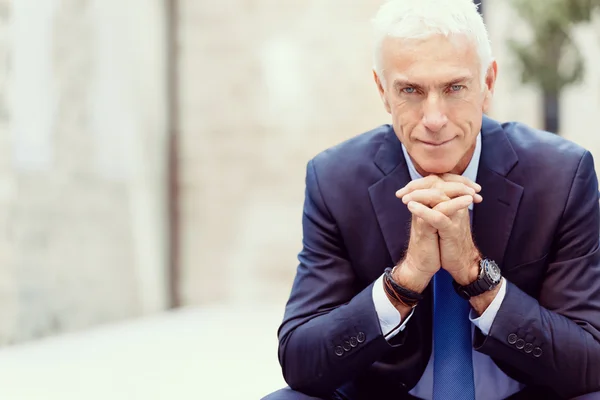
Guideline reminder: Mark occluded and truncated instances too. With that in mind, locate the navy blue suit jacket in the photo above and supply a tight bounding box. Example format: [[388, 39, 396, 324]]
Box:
[[277, 116, 600, 399]]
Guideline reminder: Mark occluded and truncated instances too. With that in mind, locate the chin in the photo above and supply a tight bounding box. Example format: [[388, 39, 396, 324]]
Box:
[[416, 158, 458, 175]]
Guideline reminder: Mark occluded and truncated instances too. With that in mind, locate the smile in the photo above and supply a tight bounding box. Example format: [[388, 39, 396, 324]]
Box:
[[418, 138, 455, 148]]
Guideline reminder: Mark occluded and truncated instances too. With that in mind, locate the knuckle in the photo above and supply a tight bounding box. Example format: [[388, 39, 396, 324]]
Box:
[[434, 180, 448, 190], [432, 214, 444, 226], [443, 182, 455, 192], [429, 175, 442, 185]]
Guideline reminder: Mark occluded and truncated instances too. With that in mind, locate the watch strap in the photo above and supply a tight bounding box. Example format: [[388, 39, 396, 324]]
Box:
[[452, 259, 500, 300]]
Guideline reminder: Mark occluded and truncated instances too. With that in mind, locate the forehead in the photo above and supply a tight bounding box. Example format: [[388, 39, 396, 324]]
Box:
[[381, 34, 480, 84]]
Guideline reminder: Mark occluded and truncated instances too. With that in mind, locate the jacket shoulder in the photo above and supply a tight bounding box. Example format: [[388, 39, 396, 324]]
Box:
[[309, 125, 391, 184], [502, 122, 588, 166]]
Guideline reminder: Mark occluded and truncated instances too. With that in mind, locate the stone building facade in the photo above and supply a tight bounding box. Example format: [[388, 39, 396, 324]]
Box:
[[0, 0, 598, 343], [0, 0, 168, 344]]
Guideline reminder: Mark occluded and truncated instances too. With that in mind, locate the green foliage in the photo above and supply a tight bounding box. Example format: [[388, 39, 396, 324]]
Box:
[[508, 0, 600, 95]]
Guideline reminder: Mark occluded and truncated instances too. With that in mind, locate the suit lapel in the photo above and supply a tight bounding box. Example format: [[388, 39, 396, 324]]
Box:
[[368, 128, 413, 265], [473, 117, 524, 269]]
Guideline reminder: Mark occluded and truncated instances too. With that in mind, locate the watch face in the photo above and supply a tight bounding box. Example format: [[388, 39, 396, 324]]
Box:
[[483, 259, 502, 283]]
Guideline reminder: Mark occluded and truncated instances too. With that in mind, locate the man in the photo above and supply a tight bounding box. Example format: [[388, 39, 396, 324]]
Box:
[[263, 0, 600, 399]]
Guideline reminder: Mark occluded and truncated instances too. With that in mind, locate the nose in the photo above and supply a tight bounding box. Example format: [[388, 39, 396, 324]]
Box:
[[421, 94, 448, 133]]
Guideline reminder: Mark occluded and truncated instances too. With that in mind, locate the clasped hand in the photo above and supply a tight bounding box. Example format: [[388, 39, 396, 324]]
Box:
[[395, 174, 482, 285]]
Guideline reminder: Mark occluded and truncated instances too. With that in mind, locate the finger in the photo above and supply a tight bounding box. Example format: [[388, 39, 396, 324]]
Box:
[[395, 175, 442, 198], [434, 195, 474, 216], [440, 173, 481, 192], [402, 188, 450, 207], [407, 201, 451, 230], [396, 175, 440, 198], [437, 181, 483, 203], [432, 181, 476, 198]]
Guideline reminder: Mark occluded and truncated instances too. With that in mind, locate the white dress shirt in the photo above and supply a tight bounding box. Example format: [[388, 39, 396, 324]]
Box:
[[372, 133, 526, 399]]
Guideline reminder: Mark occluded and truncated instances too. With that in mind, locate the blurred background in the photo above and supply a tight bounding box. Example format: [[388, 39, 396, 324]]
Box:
[[0, 0, 598, 399]]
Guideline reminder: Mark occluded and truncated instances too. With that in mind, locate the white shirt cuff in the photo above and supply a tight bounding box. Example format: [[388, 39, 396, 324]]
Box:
[[470, 278, 507, 336], [372, 274, 415, 339]]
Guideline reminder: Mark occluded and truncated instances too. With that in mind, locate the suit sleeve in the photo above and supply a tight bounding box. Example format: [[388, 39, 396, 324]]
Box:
[[474, 150, 600, 397], [276, 160, 399, 397]]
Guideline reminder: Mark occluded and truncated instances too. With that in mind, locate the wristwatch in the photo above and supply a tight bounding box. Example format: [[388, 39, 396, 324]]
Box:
[[452, 258, 502, 300]]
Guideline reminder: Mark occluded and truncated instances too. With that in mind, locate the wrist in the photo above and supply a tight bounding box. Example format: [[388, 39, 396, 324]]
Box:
[[470, 278, 503, 316], [391, 257, 434, 294], [385, 265, 427, 320], [452, 252, 482, 286]]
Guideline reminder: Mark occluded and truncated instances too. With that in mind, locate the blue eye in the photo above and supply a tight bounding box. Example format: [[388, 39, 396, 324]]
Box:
[[402, 87, 416, 94], [450, 84, 464, 92]]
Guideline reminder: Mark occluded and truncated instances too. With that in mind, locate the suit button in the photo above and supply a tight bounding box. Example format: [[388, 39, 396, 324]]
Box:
[[524, 343, 534, 353], [334, 346, 344, 356], [515, 339, 525, 349], [350, 337, 358, 347], [357, 332, 366, 343], [507, 333, 518, 344], [533, 347, 543, 358], [343, 340, 352, 352]]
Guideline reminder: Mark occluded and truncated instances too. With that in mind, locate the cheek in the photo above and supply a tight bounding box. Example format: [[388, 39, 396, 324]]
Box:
[[447, 101, 481, 128], [392, 102, 421, 125], [392, 115, 419, 141]]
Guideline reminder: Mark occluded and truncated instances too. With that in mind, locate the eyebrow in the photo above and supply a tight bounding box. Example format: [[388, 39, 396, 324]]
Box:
[[445, 76, 474, 85], [392, 75, 474, 91]]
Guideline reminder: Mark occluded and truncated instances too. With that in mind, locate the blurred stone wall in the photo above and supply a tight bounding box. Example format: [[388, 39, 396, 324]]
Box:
[[0, 0, 17, 341], [176, 0, 389, 306], [0, 0, 598, 344], [0, 0, 168, 344], [177, 0, 600, 308]]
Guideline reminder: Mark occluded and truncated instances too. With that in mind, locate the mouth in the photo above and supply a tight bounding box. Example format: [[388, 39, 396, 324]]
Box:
[[417, 138, 455, 148]]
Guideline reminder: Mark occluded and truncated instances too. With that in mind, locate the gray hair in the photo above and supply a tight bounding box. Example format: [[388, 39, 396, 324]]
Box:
[[372, 0, 493, 86]]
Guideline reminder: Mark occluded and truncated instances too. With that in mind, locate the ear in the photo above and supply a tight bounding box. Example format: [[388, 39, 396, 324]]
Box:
[[482, 60, 498, 114], [373, 70, 391, 114]]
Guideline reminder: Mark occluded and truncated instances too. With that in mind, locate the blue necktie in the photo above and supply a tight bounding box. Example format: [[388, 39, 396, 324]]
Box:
[[432, 214, 476, 399]]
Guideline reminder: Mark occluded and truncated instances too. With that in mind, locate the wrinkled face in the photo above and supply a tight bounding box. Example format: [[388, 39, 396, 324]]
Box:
[[374, 34, 497, 176]]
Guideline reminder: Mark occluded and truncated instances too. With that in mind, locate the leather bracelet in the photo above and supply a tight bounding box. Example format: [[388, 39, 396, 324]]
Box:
[[384, 267, 424, 301], [383, 276, 419, 308], [383, 267, 423, 307]]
